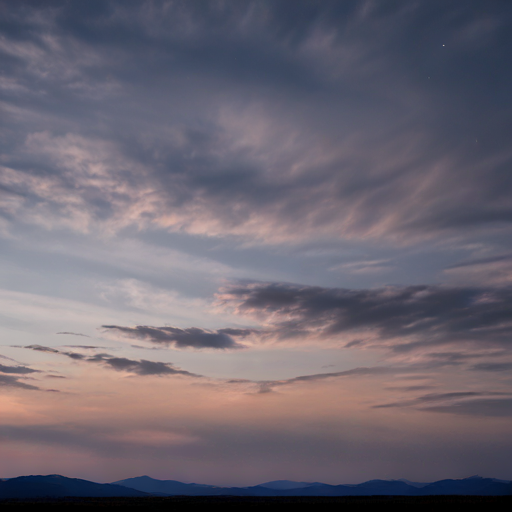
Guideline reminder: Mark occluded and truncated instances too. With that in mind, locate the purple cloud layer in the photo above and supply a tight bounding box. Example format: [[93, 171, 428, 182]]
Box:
[[0, 1, 510, 245]]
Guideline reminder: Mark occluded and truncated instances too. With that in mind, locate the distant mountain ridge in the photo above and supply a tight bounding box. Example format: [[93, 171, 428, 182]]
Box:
[[0, 475, 147, 499], [1, 474, 511, 499], [110, 475, 219, 496], [114, 475, 512, 497], [255, 480, 323, 490]]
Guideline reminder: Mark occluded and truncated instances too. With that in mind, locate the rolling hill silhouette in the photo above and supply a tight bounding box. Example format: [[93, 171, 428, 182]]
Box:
[[1, 474, 511, 499], [0, 475, 147, 499]]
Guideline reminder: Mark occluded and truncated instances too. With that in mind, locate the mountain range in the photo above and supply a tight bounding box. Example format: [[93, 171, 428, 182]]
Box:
[[1, 474, 511, 499]]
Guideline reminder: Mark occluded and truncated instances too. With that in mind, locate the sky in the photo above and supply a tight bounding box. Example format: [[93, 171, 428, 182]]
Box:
[[1, 0, 512, 486]]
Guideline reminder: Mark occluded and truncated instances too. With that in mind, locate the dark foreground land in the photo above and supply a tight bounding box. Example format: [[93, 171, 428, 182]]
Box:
[[1, 496, 512, 510]]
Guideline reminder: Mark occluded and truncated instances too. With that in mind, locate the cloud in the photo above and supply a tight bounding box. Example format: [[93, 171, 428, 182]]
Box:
[[0, 1, 511, 245], [218, 281, 512, 353], [470, 362, 512, 372], [385, 385, 436, 392], [329, 259, 393, 275], [87, 354, 198, 377], [253, 365, 406, 394], [24, 345, 60, 354], [62, 345, 108, 350], [448, 254, 512, 269], [374, 391, 503, 407], [0, 374, 40, 390], [23, 345, 198, 377], [424, 398, 512, 417], [445, 255, 512, 286], [0, 364, 39, 375], [373, 391, 512, 417], [102, 325, 253, 349], [57, 332, 90, 337]]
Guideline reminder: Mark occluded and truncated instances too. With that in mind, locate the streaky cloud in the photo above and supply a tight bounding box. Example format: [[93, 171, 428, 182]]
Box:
[[255, 365, 406, 394], [56, 332, 90, 337], [0, 364, 39, 375], [446, 254, 512, 269], [102, 325, 252, 349], [87, 354, 198, 377], [218, 281, 512, 352], [373, 391, 512, 416], [24, 345, 60, 354], [424, 398, 512, 417], [23, 345, 199, 377], [0, 374, 40, 391], [0, 1, 511, 244], [471, 362, 512, 372]]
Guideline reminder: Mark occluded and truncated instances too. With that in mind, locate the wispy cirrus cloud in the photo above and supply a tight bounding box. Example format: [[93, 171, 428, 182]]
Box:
[[374, 391, 512, 418], [374, 391, 509, 408], [1, 1, 511, 245], [56, 332, 90, 337], [424, 398, 512, 417], [470, 362, 512, 372], [252, 365, 401, 394], [444, 254, 512, 286]]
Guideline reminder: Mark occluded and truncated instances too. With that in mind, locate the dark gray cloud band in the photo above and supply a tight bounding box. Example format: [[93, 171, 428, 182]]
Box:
[[24, 345, 197, 377], [0, 363, 39, 375], [102, 325, 253, 349], [219, 281, 512, 352], [0, 374, 40, 391], [0, 362, 41, 390]]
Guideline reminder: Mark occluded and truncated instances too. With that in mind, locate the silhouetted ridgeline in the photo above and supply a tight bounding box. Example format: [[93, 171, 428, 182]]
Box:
[[0, 475, 146, 499], [1, 474, 511, 500], [112, 475, 512, 496]]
